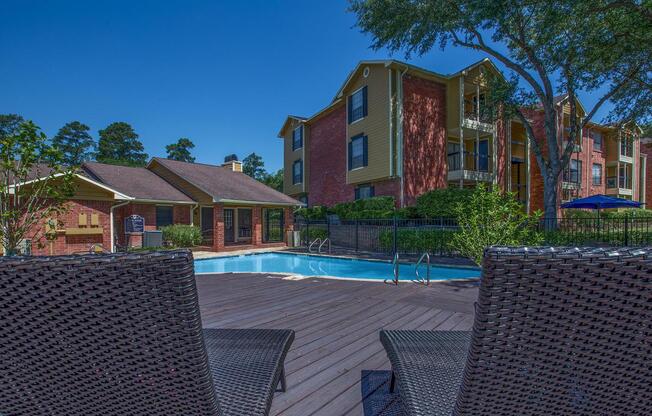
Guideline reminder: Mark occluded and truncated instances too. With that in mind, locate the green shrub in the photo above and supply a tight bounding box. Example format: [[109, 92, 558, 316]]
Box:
[[161, 224, 202, 247], [296, 205, 329, 220], [379, 228, 458, 253], [416, 188, 474, 218], [300, 227, 328, 242], [331, 196, 396, 219], [451, 184, 542, 264]]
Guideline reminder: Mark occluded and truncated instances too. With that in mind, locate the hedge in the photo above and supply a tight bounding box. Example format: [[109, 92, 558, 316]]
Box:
[[415, 188, 474, 218], [379, 228, 459, 254]]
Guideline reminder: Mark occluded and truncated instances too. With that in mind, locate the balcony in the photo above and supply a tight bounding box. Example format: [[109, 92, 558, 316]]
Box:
[[620, 140, 634, 163], [462, 103, 494, 133], [447, 150, 493, 182], [606, 176, 633, 196]]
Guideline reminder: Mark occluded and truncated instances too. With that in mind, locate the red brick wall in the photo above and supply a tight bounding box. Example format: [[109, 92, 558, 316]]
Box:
[[252, 207, 262, 246], [641, 141, 652, 205], [307, 104, 353, 207], [402, 74, 448, 206], [212, 203, 225, 251], [30, 199, 112, 256], [173, 205, 191, 224]]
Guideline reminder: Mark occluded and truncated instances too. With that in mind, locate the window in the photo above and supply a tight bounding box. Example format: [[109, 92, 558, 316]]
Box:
[[591, 130, 602, 151], [592, 163, 602, 185], [348, 86, 367, 123], [355, 184, 375, 200], [298, 195, 308, 206], [348, 134, 368, 170], [563, 159, 582, 183], [156, 205, 173, 228], [292, 125, 303, 151], [292, 159, 303, 184]]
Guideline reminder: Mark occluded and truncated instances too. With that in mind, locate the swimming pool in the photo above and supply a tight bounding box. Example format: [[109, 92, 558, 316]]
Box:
[[194, 252, 480, 281]]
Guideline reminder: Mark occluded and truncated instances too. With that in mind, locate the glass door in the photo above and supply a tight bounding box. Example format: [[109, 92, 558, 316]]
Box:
[[224, 209, 234, 243]]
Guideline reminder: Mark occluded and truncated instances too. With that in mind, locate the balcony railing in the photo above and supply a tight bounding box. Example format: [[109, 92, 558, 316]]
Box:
[[463, 106, 493, 124], [606, 176, 632, 189], [448, 151, 490, 172]]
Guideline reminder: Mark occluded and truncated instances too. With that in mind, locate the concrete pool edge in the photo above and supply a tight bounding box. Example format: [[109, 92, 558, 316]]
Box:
[[194, 270, 480, 284], [194, 250, 482, 272]]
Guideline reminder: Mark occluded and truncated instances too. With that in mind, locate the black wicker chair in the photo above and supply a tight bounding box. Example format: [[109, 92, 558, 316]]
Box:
[[380, 246, 652, 416], [0, 249, 294, 416]]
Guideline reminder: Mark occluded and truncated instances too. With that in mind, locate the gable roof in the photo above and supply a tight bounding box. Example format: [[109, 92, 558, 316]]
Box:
[[148, 158, 302, 206], [82, 162, 194, 203], [277, 115, 308, 138]]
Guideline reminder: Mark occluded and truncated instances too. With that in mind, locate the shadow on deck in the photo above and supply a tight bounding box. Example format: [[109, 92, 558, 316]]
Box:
[[196, 273, 478, 416]]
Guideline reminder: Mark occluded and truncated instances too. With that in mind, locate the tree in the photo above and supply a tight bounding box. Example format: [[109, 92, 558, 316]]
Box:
[[350, 0, 651, 225], [0, 114, 24, 140], [51, 121, 96, 166], [166, 137, 196, 162], [242, 152, 266, 180], [1, 120, 75, 255], [451, 184, 542, 265], [96, 122, 148, 166], [262, 168, 284, 192]]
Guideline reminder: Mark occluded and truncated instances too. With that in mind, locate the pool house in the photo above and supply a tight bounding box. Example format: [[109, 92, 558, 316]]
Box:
[[11, 158, 302, 255]]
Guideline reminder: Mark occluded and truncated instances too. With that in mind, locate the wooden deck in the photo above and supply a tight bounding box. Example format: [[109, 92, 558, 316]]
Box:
[[196, 273, 478, 416]]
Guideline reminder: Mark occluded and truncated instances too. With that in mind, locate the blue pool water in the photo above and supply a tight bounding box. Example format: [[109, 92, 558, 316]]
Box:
[[194, 253, 480, 281]]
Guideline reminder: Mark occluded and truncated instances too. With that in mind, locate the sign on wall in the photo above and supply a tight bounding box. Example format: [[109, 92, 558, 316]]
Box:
[[125, 215, 145, 234]]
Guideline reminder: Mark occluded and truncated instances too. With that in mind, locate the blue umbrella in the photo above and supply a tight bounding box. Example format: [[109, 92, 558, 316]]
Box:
[[561, 194, 642, 210]]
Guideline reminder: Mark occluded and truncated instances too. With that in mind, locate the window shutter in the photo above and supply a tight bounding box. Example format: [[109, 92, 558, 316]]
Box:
[[300, 126, 304, 147], [362, 86, 368, 117], [348, 141, 353, 170], [299, 160, 303, 183], [354, 188, 360, 200], [347, 95, 353, 124], [362, 136, 368, 167], [370, 186, 375, 197]]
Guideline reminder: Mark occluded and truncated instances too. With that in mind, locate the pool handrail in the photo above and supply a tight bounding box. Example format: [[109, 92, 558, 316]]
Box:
[[413, 252, 431, 285], [385, 252, 400, 285], [308, 238, 322, 253], [318, 238, 331, 254]]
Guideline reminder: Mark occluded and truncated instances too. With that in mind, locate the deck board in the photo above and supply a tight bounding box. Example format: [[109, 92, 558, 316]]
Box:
[[196, 273, 478, 416]]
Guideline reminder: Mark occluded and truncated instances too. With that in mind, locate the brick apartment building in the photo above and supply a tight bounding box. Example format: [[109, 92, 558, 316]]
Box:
[[278, 59, 646, 214], [5, 158, 300, 256]]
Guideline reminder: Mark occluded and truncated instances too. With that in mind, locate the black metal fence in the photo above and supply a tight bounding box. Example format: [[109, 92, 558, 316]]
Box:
[[295, 216, 652, 257]]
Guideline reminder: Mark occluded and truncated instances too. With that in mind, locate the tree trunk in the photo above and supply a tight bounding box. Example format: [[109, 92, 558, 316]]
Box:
[[542, 176, 558, 230]]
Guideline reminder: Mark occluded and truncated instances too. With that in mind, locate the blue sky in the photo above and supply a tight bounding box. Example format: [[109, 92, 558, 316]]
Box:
[[1, 1, 612, 171]]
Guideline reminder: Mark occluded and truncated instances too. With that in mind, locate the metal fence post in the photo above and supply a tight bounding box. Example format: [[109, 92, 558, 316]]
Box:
[[306, 220, 310, 246], [393, 216, 398, 256], [624, 214, 629, 246], [355, 220, 359, 252]]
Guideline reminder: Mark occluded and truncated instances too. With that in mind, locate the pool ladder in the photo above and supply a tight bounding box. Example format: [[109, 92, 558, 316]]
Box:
[[385, 253, 400, 285], [413, 252, 431, 286], [385, 252, 431, 286], [308, 238, 331, 254]]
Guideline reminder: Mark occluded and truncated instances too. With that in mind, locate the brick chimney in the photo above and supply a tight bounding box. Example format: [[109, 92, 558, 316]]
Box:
[[222, 154, 243, 172]]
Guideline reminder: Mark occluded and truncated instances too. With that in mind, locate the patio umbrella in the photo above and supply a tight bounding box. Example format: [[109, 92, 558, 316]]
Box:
[[560, 194, 642, 210]]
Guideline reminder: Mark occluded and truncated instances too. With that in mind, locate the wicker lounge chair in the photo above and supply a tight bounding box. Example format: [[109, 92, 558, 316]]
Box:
[[0, 249, 294, 416], [380, 246, 652, 416]]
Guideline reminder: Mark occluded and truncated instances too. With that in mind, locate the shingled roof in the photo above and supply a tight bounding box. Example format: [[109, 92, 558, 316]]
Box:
[[82, 162, 194, 203], [149, 157, 301, 206]]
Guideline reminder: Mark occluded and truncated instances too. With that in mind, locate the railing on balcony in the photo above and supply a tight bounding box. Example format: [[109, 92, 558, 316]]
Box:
[[447, 151, 489, 172], [606, 176, 632, 189], [463, 106, 493, 124]]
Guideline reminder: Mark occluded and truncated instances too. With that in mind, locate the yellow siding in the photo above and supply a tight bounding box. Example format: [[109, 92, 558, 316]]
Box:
[[148, 161, 213, 203], [346, 64, 390, 184], [282, 119, 307, 195]]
